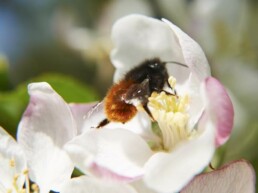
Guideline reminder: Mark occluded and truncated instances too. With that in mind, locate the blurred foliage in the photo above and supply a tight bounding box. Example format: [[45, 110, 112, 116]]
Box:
[[0, 56, 10, 91], [0, 72, 99, 137], [12, 42, 98, 88]]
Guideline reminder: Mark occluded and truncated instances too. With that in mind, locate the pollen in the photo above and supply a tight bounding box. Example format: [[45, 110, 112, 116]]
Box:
[[23, 169, 29, 175], [148, 76, 192, 151], [31, 183, 39, 193], [5, 159, 30, 193], [9, 158, 15, 167], [168, 76, 176, 88]]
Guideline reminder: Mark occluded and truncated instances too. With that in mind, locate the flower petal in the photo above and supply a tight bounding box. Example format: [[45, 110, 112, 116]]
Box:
[[60, 176, 137, 193], [65, 129, 153, 182], [143, 118, 216, 193], [69, 102, 97, 134], [180, 73, 205, 130], [110, 14, 186, 83], [181, 160, 256, 193], [162, 18, 211, 81], [17, 82, 75, 192], [131, 180, 157, 193], [203, 77, 234, 146], [81, 102, 156, 142], [0, 127, 26, 192]]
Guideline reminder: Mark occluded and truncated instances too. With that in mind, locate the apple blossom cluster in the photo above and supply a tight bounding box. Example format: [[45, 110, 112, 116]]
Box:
[[0, 14, 255, 193]]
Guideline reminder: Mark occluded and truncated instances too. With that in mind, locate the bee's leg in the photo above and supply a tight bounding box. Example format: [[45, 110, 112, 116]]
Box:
[[164, 79, 178, 97], [96, 118, 110, 129], [152, 84, 177, 97], [143, 103, 155, 121], [162, 90, 177, 96]]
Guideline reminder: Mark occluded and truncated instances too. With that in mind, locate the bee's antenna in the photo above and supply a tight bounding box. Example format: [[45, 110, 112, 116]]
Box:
[[163, 61, 188, 68]]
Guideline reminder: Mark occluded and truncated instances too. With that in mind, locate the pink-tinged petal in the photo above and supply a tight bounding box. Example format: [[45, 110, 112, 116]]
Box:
[[0, 127, 26, 192], [181, 160, 256, 193], [17, 82, 75, 193], [65, 129, 153, 182], [144, 118, 216, 193], [203, 77, 234, 146], [60, 176, 137, 193], [69, 102, 97, 134], [110, 14, 187, 83], [88, 162, 138, 182], [162, 18, 211, 81]]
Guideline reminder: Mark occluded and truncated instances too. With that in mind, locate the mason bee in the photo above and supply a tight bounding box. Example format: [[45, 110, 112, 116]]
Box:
[[97, 58, 187, 128]]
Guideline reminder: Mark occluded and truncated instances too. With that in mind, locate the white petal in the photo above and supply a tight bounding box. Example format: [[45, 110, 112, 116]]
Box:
[[0, 127, 26, 192], [81, 102, 156, 142], [60, 176, 137, 193], [162, 18, 211, 81], [110, 14, 185, 83], [69, 102, 97, 134], [81, 102, 106, 132], [144, 119, 215, 193], [131, 180, 157, 193], [180, 73, 205, 130], [181, 160, 256, 193], [65, 129, 153, 181], [17, 82, 75, 192]]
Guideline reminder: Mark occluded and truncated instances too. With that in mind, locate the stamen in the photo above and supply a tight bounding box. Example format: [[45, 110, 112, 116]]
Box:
[[148, 76, 192, 151], [13, 174, 19, 184], [11, 174, 19, 193], [23, 169, 30, 193], [31, 183, 39, 193], [9, 159, 15, 167], [23, 169, 29, 175], [6, 159, 31, 193], [19, 189, 26, 193], [168, 76, 176, 88]]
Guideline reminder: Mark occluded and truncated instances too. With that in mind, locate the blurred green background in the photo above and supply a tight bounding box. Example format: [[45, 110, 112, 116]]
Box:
[[0, 0, 258, 190]]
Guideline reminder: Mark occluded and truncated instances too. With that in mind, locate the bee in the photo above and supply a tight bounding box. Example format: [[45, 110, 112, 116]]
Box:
[[96, 58, 187, 128]]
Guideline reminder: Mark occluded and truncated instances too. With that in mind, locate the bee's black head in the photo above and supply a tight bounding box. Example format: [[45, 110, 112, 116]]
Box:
[[146, 58, 166, 70]]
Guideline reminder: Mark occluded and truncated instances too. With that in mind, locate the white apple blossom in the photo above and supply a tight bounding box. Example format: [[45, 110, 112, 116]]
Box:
[[17, 82, 77, 193], [0, 126, 28, 193], [64, 14, 234, 193], [2, 121, 253, 193]]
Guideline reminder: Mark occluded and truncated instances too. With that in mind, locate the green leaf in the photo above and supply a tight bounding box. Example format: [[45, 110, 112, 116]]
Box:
[[30, 73, 99, 103]]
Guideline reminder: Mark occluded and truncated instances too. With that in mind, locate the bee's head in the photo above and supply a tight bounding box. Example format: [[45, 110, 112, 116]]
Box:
[[147, 58, 165, 71], [147, 58, 188, 70]]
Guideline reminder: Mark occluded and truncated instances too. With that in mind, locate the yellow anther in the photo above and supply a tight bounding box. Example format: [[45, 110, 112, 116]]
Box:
[[23, 169, 29, 175], [168, 76, 176, 88], [18, 189, 26, 193], [9, 159, 15, 167], [148, 76, 191, 151], [32, 183, 39, 193], [178, 94, 189, 112]]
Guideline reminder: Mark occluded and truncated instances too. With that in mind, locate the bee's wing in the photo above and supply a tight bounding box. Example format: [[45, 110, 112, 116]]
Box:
[[85, 101, 104, 120], [123, 78, 150, 104], [79, 101, 112, 130]]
